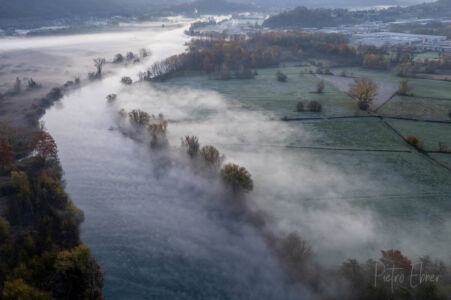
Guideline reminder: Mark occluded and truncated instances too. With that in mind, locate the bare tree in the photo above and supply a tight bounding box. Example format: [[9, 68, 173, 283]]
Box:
[[93, 58, 106, 77]]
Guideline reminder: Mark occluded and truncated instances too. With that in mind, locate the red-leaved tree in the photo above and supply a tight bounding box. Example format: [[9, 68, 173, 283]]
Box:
[[380, 249, 412, 272], [31, 130, 58, 162]]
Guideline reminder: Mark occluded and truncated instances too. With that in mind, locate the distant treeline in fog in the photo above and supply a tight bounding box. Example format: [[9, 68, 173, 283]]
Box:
[[263, 0, 451, 29]]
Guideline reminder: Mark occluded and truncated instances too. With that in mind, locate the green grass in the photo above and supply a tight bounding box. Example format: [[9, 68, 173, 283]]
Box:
[[162, 67, 451, 263], [167, 65, 362, 118], [333, 67, 451, 99], [291, 118, 408, 150], [385, 119, 451, 151], [414, 52, 440, 62], [430, 153, 451, 169], [378, 95, 451, 120]]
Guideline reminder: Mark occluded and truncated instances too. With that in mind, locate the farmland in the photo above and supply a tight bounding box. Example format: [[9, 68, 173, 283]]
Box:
[[163, 61, 451, 264]]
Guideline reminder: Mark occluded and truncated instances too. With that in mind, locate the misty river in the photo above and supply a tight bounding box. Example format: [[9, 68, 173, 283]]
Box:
[[41, 23, 309, 299]]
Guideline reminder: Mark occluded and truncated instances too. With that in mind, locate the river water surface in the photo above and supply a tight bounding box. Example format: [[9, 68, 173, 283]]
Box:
[[41, 23, 307, 299]]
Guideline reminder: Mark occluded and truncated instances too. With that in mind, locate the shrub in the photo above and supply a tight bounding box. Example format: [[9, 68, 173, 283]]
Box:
[[113, 53, 124, 63], [220, 163, 253, 193], [324, 67, 333, 75], [13, 77, 21, 94], [181, 136, 199, 157], [278, 232, 311, 268], [128, 110, 150, 127], [438, 142, 450, 153], [0, 140, 15, 168], [121, 76, 133, 85], [53, 245, 103, 299], [406, 136, 423, 150], [126, 52, 135, 60], [398, 78, 411, 95], [147, 121, 168, 148], [276, 71, 287, 82], [308, 101, 322, 112], [316, 80, 325, 93], [106, 94, 117, 103], [27, 78, 41, 89], [0, 217, 10, 241], [2, 279, 51, 300], [296, 101, 304, 112], [200, 145, 224, 170], [9, 171, 32, 222], [47, 87, 63, 101], [140, 48, 150, 58]]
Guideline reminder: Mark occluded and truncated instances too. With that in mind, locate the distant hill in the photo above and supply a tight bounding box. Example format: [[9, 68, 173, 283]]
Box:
[[170, 0, 256, 15], [0, 0, 179, 28], [0, 0, 254, 29], [263, 0, 451, 29]]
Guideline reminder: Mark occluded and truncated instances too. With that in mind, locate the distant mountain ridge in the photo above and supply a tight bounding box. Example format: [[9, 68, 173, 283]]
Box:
[[263, 0, 451, 29], [0, 0, 253, 29]]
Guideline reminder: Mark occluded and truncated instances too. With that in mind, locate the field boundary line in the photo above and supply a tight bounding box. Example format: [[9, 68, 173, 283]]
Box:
[[381, 118, 451, 173], [281, 115, 451, 124], [215, 143, 412, 153]]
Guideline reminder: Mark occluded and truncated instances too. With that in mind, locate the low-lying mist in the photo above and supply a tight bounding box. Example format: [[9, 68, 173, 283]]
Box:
[[111, 80, 451, 266]]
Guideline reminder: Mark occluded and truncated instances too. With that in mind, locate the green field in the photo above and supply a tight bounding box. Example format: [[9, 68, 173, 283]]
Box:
[[331, 67, 451, 100], [378, 95, 451, 120], [430, 153, 451, 169], [167, 65, 363, 118], [414, 52, 441, 62], [385, 119, 451, 151], [162, 63, 451, 263], [291, 118, 408, 150]]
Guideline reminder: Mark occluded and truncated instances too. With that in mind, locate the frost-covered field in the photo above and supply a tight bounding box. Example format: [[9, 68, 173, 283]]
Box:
[[161, 67, 451, 265]]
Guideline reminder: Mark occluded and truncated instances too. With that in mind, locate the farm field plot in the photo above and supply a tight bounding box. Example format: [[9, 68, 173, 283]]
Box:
[[166, 65, 362, 118], [430, 153, 451, 169], [378, 95, 451, 120], [414, 52, 440, 61], [331, 67, 451, 100], [156, 67, 451, 267], [288, 117, 408, 150], [219, 145, 451, 264], [318, 74, 398, 111], [385, 119, 451, 151]]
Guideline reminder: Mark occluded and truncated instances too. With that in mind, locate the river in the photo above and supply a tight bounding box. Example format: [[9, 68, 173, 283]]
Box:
[[41, 22, 307, 299]]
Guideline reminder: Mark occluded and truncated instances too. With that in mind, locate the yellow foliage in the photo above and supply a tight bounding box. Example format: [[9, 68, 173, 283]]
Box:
[[350, 78, 379, 110], [2, 278, 52, 300]]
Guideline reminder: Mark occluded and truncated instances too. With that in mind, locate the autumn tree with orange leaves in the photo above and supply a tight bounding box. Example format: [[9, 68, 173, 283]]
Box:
[[31, 130, 58, 162], [350, 77, 379, 111]]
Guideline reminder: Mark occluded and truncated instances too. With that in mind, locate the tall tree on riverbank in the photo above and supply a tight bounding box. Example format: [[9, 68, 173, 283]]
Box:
[[31, 130, 58, 163]]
